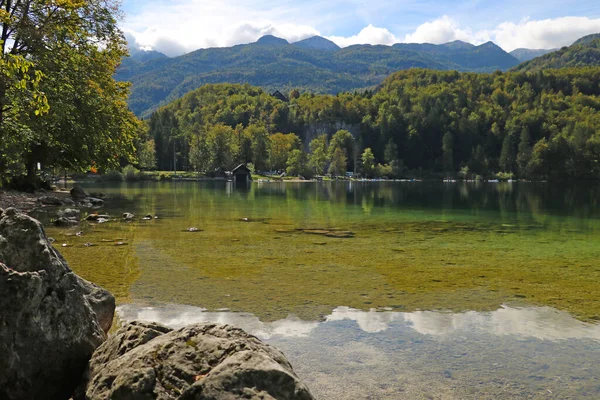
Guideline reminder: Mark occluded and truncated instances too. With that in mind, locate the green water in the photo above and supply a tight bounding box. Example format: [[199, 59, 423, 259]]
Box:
[[45, 181, 600, 321], [43, 181, 600, 399]]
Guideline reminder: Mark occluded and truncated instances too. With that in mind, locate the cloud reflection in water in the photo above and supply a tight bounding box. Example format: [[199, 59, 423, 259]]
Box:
[[117, 304, 600, 342]]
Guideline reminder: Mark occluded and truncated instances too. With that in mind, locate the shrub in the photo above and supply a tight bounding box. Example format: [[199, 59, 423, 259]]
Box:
[[123, 165, 139, 181], [495, 171, 514, 181], [101, 170, 124, 182], [158, 172, 171, 181]]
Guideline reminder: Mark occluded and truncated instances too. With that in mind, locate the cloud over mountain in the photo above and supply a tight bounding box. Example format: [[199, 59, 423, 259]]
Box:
[[121, 0, 600, 56], [327, 25, 398, 47]]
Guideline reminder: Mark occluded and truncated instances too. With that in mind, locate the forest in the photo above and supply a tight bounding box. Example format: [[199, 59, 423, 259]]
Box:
[[145, 67, 600, 180]]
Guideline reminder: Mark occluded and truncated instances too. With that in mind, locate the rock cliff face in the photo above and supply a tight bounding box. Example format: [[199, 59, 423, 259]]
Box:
[[0, 208, 115, 400], [79, 321, 315, 400]]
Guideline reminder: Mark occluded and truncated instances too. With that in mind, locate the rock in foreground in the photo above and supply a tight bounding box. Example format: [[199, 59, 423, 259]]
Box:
[[79, 321, 315, 400], [0, 208, 115, 400]]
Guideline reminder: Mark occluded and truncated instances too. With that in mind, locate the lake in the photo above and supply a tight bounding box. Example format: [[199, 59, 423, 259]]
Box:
[[44, 181, 600, 399]]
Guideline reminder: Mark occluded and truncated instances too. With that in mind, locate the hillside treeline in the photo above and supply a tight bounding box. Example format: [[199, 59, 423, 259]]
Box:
[[146, 68, 600, 179]]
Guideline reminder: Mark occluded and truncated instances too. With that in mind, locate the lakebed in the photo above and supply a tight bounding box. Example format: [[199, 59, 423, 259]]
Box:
[[41, 181, 600, 399]]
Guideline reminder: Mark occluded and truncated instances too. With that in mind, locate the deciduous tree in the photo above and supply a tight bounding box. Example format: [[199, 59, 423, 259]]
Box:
[[0, 0, 139, 184]]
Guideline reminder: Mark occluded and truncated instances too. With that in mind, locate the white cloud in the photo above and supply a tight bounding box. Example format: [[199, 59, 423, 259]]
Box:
[[121, 0, 600, 57], [401, 15, 600, 52], [327, 24, 398, 47], [123, 21, 318, 57], [403, 16, 477, 44], [491, 17, 600, 51], [122, 1, 321, 56], [225, 22, 320, 47]]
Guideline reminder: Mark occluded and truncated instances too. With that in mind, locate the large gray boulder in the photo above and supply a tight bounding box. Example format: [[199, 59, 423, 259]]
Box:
[[71, 186, 90, 200], [0, 208, 115, 400], [79, 321, 315, 400]]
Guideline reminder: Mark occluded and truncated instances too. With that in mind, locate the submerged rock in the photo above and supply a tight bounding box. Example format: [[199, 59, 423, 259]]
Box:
[[55, 208, 81, 227], [55, 216, 80, 227], [58, 208, 81, 220], [0, 208, 115, 400], [78, 322, 314, 400], [39, 195, 64, 206], [122, 212, 135, 220], [86, 214, 111, 222], [88, 197, 104, 206]]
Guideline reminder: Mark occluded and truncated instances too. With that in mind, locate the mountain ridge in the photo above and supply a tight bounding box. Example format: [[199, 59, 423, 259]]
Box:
[[512, 34, 600, 72], [509, 48, 557, 62], [118, 35, 521, 117]]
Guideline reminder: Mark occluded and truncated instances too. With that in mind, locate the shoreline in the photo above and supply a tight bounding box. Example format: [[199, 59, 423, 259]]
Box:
[[0, 189, 72, 214], [2, 177, 597, 214]]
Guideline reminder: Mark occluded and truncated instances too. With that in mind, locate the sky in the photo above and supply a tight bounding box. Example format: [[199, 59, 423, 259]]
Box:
[[120, 0, 600, 57]]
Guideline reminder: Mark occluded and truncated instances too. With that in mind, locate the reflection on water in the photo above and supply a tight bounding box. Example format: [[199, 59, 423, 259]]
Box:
[[117, 304, 600, 399], [118, 303, 600, 342], [43, 179, 600, 399], [406, 307, 600, 340], [118, 303, 320, 339], [77, 180, 600, 224]]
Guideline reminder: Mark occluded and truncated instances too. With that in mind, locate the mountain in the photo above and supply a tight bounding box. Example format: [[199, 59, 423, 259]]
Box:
[[129, 49, 169, 62], [510, 48, 556, 62], [293, 36, 340, 51], [118, 49, 169, 81], [440, 40, 475, 50], [256, 35, 289, 46], [573, 33, 600, 46], [393, 40, 518, 71], [513, 34, 600, 72], [118, 35, 521, 117]]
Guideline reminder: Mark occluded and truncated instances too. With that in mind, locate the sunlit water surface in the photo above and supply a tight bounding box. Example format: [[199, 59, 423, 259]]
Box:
[[42, 181, 600, 399]]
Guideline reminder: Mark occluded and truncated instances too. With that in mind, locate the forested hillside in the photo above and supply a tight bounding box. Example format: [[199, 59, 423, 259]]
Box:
[[146, 68, 600, 180], [513, 36, 600, 71], [118, 36, 520, 117]]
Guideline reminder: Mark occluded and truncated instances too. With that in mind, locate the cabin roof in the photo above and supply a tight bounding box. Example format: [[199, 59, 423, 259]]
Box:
[[271, 90, 289, 102], [232, 164, 251, 173]]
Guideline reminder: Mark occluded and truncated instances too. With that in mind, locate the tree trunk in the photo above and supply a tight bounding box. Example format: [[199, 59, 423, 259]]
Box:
[[26, 151, 38, 184]]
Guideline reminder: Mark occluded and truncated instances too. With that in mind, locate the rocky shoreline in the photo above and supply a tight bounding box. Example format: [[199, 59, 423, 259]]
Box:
[[0, 188, 72, 213], [0, 204, 314, 400]]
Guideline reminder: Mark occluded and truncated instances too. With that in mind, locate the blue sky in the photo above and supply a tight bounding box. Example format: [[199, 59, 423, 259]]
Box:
[[120, 0, 600, 56]]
